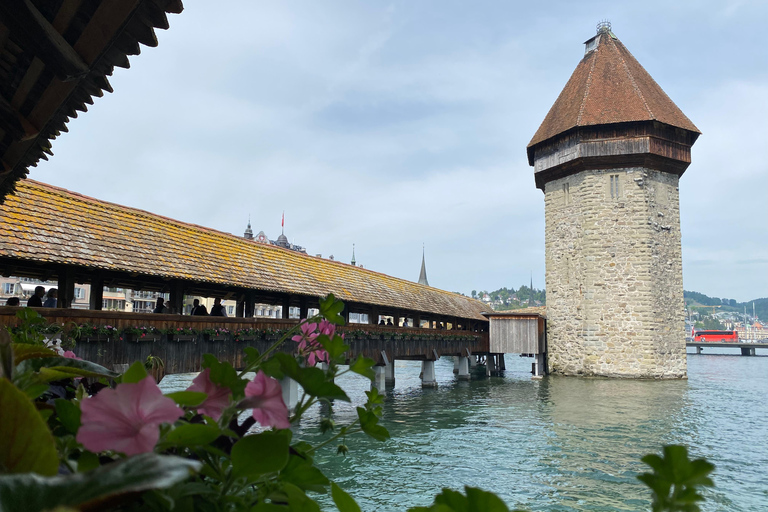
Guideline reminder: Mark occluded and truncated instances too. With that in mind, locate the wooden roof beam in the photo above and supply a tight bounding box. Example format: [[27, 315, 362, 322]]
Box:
[[0, 0, 89, 81]]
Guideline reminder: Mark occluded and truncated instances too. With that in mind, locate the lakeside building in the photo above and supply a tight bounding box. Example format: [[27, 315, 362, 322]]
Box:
[[527, 23, 698, 378]]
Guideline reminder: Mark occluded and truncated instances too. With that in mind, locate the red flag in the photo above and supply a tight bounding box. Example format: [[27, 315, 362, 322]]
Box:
[[281, 211, 284, 228]]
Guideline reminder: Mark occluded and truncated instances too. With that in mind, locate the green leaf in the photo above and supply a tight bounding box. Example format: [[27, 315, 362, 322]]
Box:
[[0, 377, 58, 475], [638, 445, 715, 512], [318, 334, 349, 361], [76, 451, 99, 473], [202, 354, 246, 399], [283, 482, 322, 512], [408, 487, 511, 512], [0, 331, 13, 380], [231, 431, 291, 480], [356, 407, 389, 442], [331, 482, 361, 512], [164, 423, 221, 447], [349, 356, 376, 381], [0, 453, 200, 512], [281, 452, 330, 493], [243, 346, 260, 367], [11, 344, 58, 366], [121, 360, 148, 383], [54, 399, 81, 435], [165, 391, 208, 407], [17, 357, 119, 382], [319, 294, 345, 326]]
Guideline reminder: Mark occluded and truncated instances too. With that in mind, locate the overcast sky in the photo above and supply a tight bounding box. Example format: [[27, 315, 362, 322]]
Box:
[[31, 0, 767, 303]]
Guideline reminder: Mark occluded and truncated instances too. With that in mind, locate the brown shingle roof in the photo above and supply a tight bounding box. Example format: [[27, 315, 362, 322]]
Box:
[[0, 0, 183, 202], [528, 30, 699, 149], [0, 180, 492, 321]]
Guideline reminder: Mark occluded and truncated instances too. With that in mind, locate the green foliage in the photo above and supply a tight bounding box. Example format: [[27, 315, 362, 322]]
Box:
[[231, 431, 291, 480], [0, 454, 200, 512], [0, 377, 59, 476], [408, 486, 524, 512], [637, 445, 714, 512]]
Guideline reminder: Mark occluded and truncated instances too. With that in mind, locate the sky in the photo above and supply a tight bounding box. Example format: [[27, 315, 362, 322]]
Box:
[[31, 0, 767, 303]]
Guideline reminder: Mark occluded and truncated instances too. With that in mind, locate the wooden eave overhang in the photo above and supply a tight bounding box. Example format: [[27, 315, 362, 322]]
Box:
[[0, 180, 492, 322], [0, 0, 183, 201]]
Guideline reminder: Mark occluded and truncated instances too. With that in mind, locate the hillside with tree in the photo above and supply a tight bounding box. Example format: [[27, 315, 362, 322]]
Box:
[[471, 285, 545, 311], [684, 290, 767, 323]]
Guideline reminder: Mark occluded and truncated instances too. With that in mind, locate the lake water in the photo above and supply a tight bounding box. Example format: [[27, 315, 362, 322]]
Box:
[[162, 348, 768, 511]]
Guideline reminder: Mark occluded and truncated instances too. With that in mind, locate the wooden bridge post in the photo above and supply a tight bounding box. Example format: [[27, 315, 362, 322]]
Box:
[[299, 297, 308, 320], [381, 351, 395, 385], [57, 265, 75, 308], [281, 295, 290, 319], [89, 273, 104, 310], [168, 281, 184, 314]]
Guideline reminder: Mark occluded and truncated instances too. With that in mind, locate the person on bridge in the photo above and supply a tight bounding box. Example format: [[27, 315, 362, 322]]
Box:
[[5, 297, 20, 306], [379, 318, 385, 325], [191, 299, 208, 316], [43, 288, 57, 308], [27, 286, 45, 307], [153, 297, 166, 314], [210, 297, 227, 317]]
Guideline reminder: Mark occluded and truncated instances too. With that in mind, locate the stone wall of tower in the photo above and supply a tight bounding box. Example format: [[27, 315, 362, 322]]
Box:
[[544, 167, 687, 378]]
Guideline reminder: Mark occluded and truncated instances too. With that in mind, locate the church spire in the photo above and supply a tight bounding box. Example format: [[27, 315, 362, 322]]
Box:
[[244, 215, 253, 240], [418, 245, 429, 286], [351, 244, 356, 266]]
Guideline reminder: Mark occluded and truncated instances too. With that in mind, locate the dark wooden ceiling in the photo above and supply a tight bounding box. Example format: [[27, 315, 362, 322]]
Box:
[[0, 0, 183, 201]]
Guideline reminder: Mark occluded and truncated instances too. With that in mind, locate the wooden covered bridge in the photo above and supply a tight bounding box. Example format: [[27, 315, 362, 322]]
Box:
[[0, 180, 493, 383]]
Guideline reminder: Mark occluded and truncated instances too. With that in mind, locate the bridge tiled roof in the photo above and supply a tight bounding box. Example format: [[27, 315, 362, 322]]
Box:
[[527, 29, 699, 152], [0, 180, 492, 321]]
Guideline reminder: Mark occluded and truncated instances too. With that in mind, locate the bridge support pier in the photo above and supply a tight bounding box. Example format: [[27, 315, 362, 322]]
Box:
[[468, 355, 477, 368], [281, 376, 299, 411], [486, 354, 496, 376], [457, 356, 470, 380], [421, 360, 437, 388], [453, 356, 459, 374], [372, 366, 386, 390], [532, 353, 546, 377], [696, 346, 702, 354], [741, 346, 756, 356]]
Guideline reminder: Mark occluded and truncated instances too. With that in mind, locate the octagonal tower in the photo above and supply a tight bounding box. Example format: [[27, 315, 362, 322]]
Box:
[[527, 23, 700, 378]]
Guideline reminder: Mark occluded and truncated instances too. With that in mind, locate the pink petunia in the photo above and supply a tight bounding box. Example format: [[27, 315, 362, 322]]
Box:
[[241, 371, 290, 429], [77, 376, 183, 456], [62, 350, 80, 359], [186, 368, 231, 420]]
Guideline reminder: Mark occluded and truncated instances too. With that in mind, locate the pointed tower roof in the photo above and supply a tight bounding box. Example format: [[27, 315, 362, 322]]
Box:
[[244, 217, 253, 240], [527, 23, 700, 189], [528, 24, 699, 155], [351, 244, 356, 266], [418, 247, 429, 286]]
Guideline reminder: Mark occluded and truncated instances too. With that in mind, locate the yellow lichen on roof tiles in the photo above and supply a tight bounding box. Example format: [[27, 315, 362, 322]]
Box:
[[0, 180, 491, 320]]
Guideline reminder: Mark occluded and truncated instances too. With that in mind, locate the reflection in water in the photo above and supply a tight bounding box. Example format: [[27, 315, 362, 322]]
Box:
[[161, 352, 768, 511]]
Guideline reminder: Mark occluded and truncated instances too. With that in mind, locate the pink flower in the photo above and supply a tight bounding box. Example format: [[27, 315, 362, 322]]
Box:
[[318, 320, 335, 337], [62, 350, 80, 360], [241, 371, 289, 429], [77, 376, 183, 455], [186, 368, 231, 420], [292, 321, 318, 352]]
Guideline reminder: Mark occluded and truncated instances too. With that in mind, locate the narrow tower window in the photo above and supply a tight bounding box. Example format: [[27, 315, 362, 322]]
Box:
[[610, 174, 620, 199], [563, 182, 570, 205]]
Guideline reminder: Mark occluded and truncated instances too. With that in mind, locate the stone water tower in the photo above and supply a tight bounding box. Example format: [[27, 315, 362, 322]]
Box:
[[527, 22, 699, 378]]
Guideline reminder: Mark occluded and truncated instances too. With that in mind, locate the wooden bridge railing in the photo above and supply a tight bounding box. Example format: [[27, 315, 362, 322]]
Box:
[[1, 307, 490, 374]]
